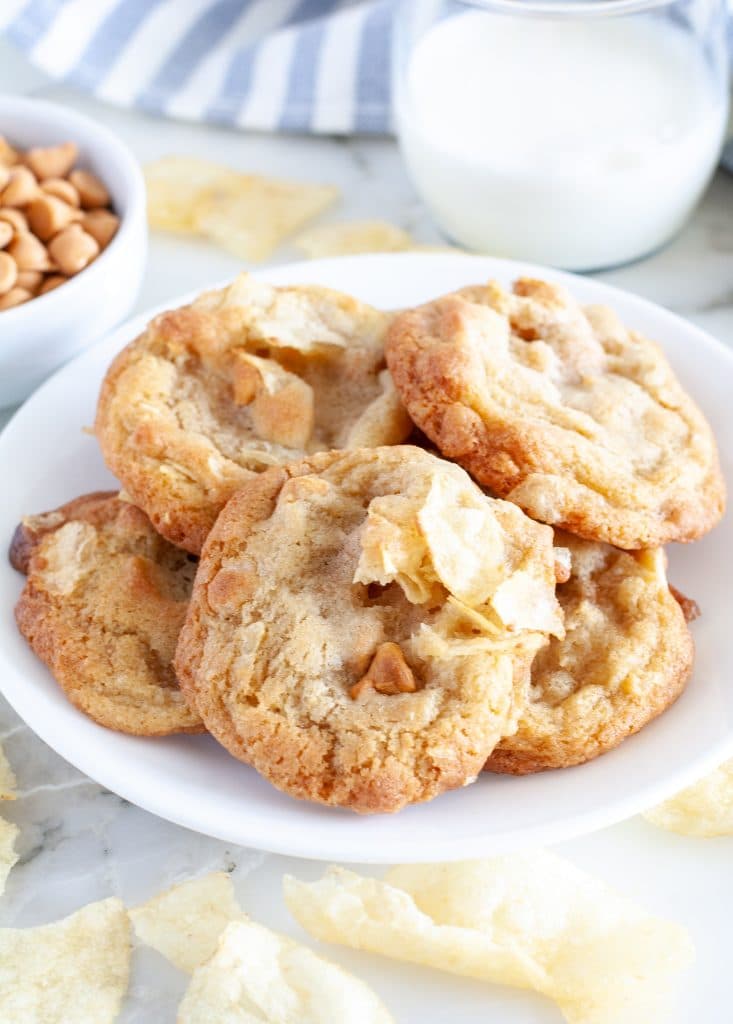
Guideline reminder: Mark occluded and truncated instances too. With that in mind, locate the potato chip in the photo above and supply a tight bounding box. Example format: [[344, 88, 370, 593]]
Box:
[[0, 897, 130, 1023], [177, 919, 394, 1023], [643, 757, 733, 836], [0, 744, 16, 800], [417, 473, 505, 606], [0, 818, 18, 898], [353, 468, 562, 643], [352, 493, 433, 604], [194, 176, 339, 262], [294, 220, 414, 258], [144, 157, 339, 260], [131, 872, 242, 973], [144, 156, 242, 233], [284, 855, 693, 1024]]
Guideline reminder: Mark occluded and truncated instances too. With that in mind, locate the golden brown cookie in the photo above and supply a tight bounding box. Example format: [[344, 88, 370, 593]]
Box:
[[96, 274, 412, 554], [385, 278, 725, 550], [11, 492, 203, 736], [175, 445, 563, 814], [485, 533, 694, 774]]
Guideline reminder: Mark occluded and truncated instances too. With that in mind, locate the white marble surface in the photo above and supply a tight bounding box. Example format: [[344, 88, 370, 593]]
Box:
[[1, 37, 733, 1024]]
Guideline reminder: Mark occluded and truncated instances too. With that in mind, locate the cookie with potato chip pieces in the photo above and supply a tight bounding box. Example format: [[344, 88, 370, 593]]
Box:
[[485, 533, 694, 774], [96, 274, 411, 554], [11, 492, 202, 736], [174, 446, 563, 814], [385, 277, 725, 549]]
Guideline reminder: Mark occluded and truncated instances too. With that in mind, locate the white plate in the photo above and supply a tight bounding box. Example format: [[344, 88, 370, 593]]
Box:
[[0, 253, 731, 862]]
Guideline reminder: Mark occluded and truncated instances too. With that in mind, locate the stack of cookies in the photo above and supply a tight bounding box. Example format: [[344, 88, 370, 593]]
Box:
[[10, 273, 725, 813]]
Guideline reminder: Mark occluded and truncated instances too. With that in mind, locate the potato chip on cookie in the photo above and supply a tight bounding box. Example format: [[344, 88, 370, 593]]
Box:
[[96, 274, 412, 554], [385, 277, 725, 549], [11, 492, 202, 736], [174, 446, 562, 813], [486, 534, 694, 774]]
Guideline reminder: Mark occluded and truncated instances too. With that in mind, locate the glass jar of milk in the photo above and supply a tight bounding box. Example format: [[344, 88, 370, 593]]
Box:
[[393, 0, 729, 270]]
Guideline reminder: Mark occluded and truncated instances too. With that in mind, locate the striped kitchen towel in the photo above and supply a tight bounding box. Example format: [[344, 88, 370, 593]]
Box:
[[0, 0, 396, 134], [2, 1, 733, 139]]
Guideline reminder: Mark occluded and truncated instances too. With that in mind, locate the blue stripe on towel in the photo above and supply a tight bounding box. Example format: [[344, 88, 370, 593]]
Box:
[[279, 0, 340, 132], [355, 0, 393, 133], [136, 0, 246, 111], [68, 0, 166, 90]]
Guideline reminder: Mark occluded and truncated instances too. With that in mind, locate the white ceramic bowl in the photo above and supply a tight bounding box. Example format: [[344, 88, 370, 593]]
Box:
[[0, 96, 146, 407]]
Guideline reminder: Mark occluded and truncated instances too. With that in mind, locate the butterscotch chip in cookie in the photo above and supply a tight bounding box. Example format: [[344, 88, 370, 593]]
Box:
[[385, 277, 725, 549], [96, 274, 412, 554], [485, 533, 694, 774], [174, 446, 563, 813], [11, 492, 202, 736]]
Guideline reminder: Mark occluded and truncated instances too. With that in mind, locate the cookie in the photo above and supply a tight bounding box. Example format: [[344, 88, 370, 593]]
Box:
[[96, 274, 412, 554], [485, 533, 694, 774], [385, 278, 725, 549], [11, 492, 203, 736], [174, 446, 563, 814]]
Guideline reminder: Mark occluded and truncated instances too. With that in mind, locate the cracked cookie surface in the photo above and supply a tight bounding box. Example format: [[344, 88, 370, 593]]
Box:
[[486, 532, 694, 774], [96, 274, 411, 554], [175, 446, 563, 813], [385, 277, 725, 549], [11, 492, 202, 736]]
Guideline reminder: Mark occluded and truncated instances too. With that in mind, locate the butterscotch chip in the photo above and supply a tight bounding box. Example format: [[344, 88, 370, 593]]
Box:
[[174, 446, 562, 813], [81, 208, 119, 248], [485, 534, 694, 774], [42, 177, 81, 207], [385, 278, 725, 549], [38, 273, 67, 296], [69, 168, 111, 209], [27, 194, 78, 241], [7, 231, 51, 271], [350, 642, 417, 699], [96, 274, 412, 554], [1, 166, 38, 207], [48, 223, 99, 275], [0, 137, 18, 166], [24, 141, 78, 181], [0, 287, 30, 311], [0, 208, 27, 233], [0, 252, 17, 295], [11, 492, 202, 736], [15, 270, 43, 293]]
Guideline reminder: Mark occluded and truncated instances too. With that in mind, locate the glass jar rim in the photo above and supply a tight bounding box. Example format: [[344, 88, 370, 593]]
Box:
[[457, 0, 677, 17]]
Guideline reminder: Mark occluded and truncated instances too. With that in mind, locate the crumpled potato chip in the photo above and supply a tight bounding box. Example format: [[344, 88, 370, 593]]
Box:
[[0, 817, 18, 898], [144, 156, 242, 233], [131, 872, 242, 974], [417, 473, 505, 606], [144, 156, 339, 261], [284, 855, 693, 1024], [353, 469, 562, 642], [353, 493, 434, 604], [177, 919, 394, 1023], [643, 758, 733, 836], [0, 897, 130, 1023], [194, 177, 339, 262], [294, 220, 414, 258], [0, 744, 16, 800]]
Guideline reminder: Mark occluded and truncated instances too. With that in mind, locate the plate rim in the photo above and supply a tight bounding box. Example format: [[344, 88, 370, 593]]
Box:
[[1, 250, 731, 862]]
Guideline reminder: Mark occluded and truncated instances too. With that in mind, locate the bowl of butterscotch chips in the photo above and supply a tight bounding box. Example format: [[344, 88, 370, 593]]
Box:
[[0, 96, 146, 407]]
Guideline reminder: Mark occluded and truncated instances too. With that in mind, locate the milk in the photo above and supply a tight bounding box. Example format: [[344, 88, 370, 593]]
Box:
[[397, 11, 727, 269]]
